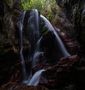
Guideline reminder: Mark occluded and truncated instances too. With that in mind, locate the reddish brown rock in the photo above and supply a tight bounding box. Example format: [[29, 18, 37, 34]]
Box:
[[41, 55, 80, 88], [59, 31, 80, 54], [57, 55, 80, 68], [0, 82, 48, 90]]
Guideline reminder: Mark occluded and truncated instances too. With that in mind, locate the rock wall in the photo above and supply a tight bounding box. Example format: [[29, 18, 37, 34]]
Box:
[[56, 0, 85, 55]]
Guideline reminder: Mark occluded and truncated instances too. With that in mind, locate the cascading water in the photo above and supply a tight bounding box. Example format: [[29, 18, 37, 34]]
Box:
[[27, 14, 71, 86], [32, 37, 44, 66], [28, 69, 45, 86], [32, 51, 44, 66], [24, 9, 40, 56], [18, 11, 27, 81], [40, 15, 70, 57], [33, 9, 40, 38], [19, 9, 42, 85], [18, 9, 71, 86]]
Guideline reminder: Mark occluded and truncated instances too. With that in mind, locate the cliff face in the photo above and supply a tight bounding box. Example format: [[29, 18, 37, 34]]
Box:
[[0, 0, 31, 85], [56, 0, 85, 55], [0, 0, 22, 85]]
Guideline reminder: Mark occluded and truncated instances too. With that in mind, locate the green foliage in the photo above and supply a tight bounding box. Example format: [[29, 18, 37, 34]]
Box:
[[21, 0, 46, 11], [21, 0, 58, 21]]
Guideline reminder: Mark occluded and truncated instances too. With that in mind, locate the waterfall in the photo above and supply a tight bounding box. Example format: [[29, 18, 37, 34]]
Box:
[[17, 9, 71, 86], [32, 9, 40, 37], [23, 9, 41, 68], [40, 15, 70, 57], [32, 51, 44, 66], [32, 37, 44, 66], [27, 69, 45, 86], [18, 11, 27, 81], [18, 9, 42, 85], [26, 9, 40, 54]]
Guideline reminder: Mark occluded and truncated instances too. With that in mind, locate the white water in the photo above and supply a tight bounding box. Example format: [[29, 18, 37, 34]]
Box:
[[18, 11, 27, 81], [40, 15, 70, 57], [28, 69, 45, 86], [17, 9, 71, 86], [27, 9, 40, 46], [35, 37, 43, 51], [18, 9, 44, 85], [32, 51, 44, 66], [32, 9, 40, 37], [26, 9, 40, 64], [32, 36, 43, 66]]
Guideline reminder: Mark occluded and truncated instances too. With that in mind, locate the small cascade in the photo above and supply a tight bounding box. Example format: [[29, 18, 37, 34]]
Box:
[[40, 15, 70, 58], [18, 9, 42, 85], [18, 11, 27, 81], [32, 51, 44, 66], [35, 37, 43, 51], [32, 9, 40, 37], [25, 9, 40, 56], [28, 69, 45, 86], [32, 37, 44, 66]]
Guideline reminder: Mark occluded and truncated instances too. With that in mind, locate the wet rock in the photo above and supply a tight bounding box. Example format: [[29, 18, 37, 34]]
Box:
[[56, 0, 85, 55], [59, 31, 80, 55], [40, 31, 67, 64], [31, 55, 80, 89], [32, 64, 51, 75], [41, 55, 80, 88], [32, 64, 45, 74], [66, 41, 79, 54], [0, 82, 48, 90]]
